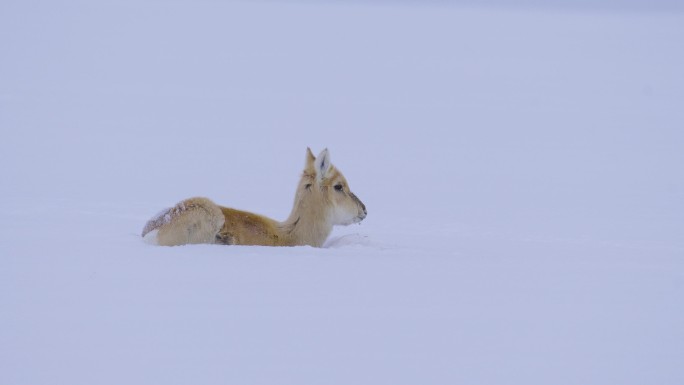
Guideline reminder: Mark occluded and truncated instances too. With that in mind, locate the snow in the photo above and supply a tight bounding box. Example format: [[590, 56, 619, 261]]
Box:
[[1, 1, 683, 384]]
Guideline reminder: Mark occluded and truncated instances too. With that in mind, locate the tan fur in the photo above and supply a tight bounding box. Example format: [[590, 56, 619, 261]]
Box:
[[142, 148, 366, 247]]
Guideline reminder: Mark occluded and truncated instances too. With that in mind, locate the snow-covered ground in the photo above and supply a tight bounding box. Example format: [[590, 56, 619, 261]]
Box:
[[1, 1, 683, 384]]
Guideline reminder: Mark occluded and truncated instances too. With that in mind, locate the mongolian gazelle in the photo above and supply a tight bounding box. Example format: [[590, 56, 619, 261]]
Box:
[[142, 148, 367, 247]]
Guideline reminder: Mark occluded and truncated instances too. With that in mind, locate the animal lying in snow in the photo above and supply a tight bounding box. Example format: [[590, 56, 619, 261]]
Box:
[[142, 148, 367, 247]]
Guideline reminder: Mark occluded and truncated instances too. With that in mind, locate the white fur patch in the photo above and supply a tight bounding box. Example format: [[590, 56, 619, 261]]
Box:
[[331, 204, 361, 226], [142, 229, 159, 245]]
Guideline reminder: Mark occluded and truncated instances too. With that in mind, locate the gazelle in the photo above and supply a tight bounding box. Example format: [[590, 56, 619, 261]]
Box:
[[142, 148, 367, 247]]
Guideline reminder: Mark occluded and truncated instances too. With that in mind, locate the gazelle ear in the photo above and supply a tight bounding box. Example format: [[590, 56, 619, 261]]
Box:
[[305, 147, 316, 171], [315, 148, 332, 180]]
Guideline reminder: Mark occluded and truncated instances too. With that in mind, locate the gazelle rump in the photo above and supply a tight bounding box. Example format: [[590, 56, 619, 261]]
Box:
[[142, 148, 367, 247]]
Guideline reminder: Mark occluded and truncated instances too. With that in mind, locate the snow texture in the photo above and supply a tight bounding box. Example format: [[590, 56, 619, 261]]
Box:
[[1, 1, 683, 384]]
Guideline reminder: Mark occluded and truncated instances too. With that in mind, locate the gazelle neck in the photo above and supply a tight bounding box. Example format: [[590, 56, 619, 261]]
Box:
[[280, 190, 333, 247]]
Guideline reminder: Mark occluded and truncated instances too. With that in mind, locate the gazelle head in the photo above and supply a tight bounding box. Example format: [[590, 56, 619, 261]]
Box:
[[300, 148, 367, 226]]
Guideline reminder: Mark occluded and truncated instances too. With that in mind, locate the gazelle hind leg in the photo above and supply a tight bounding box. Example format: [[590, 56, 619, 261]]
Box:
[[142, 197, 225, 246]]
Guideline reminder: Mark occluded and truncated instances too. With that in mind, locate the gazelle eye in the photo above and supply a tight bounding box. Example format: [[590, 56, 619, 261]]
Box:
[[334, 184, 343, 191]]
